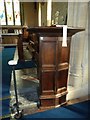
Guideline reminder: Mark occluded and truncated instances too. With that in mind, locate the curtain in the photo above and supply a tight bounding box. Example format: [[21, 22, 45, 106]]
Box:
[[67, 2, 88, 90]]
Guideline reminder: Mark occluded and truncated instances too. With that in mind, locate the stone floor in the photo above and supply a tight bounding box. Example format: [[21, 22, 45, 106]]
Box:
[[10, 46, 40, 116], [10, 67, 40, 117]]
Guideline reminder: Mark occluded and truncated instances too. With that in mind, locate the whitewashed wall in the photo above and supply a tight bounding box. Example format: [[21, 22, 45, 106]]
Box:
[[89, 1, 90, 94], [67, 2, 89, 100]]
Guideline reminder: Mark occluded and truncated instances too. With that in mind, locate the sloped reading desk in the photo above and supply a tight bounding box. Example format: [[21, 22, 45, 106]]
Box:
[[27, 26, 84, 110]]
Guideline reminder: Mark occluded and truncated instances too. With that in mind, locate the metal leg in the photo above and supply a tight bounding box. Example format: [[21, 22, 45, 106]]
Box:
[[12, 66, 19, 114], [8, 60, 23, 119]]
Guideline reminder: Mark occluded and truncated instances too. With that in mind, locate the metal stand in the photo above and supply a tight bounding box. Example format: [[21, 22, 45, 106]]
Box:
[[8, 60, 23, 119]]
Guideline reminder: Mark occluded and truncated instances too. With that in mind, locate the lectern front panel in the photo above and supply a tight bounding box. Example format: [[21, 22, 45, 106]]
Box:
[[27, 26, 85, 110]]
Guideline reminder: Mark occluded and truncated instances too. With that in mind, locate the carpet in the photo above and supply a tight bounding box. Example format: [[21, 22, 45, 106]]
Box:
[[0, 46, 16, 119], [20, 100, 89, 119], [2, 46, 16, 98]]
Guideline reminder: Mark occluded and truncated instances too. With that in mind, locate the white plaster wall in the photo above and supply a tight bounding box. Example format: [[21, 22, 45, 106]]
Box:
[[67, 2, 89, 100], [88, 1, 90, 95]]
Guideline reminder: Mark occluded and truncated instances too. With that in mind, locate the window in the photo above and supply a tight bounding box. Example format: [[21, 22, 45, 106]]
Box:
[[0, 0, 21, 25]]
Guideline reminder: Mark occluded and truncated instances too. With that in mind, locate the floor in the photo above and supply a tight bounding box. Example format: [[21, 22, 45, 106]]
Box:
[[10, 46, 90, 118]]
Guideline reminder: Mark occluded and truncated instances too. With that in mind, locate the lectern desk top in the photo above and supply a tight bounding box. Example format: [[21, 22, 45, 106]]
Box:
[[27, 26, 85, 36]]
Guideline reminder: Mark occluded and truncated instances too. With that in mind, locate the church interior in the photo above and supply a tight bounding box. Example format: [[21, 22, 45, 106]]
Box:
[[0, 0, 90, 119]]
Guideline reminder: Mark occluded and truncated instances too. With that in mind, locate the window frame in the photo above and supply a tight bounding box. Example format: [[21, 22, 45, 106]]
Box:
[[0, 0, 21, 26]]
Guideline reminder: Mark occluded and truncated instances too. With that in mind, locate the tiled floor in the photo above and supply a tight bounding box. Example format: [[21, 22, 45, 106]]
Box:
[[10, 46, 89, 117]]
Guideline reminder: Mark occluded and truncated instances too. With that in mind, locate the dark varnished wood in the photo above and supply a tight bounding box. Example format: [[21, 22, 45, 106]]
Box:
[[27, 26, 84, 109], [27, 26, 85, 37], [17, 34, 24, 61]]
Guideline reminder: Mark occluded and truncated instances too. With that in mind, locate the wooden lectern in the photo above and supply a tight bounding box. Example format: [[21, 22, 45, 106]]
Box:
[[27, 26, 84, 110]]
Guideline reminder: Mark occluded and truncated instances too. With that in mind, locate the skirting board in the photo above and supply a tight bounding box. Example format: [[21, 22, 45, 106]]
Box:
[[66, 84, 89, 100]]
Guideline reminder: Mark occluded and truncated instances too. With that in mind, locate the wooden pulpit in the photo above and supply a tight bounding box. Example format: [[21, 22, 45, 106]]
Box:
[[27, 26, 84, 110]]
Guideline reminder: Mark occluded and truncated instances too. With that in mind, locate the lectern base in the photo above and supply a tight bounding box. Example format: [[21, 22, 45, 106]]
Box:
[[40, 91, 68, 109]]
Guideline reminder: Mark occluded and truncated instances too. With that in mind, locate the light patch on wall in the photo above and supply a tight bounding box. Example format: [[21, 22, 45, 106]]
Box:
[[62, 25, 67, 47], [47, 0, 52, 26]]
